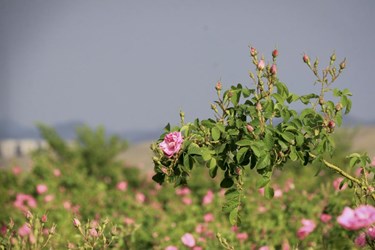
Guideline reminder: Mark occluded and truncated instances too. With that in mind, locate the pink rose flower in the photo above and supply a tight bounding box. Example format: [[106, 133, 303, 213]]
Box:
[[159, 131, 183, 158], [176, 187, 191, 196], [202, 190, 214, 205], [36, 184, 48, 195], [136, 192, 146, 203], [236, 232, 248, 241], [203, 213, 214, 223], [53, 168, 61, 177], [89, 228, 99, 237], [165, 246, 178, 250], [320, 213, 332, 223], [333, 177, 347, 191], [182, 197, 192, 205], [367, 226, 375, 239], [354, 232, 367, 247], [13, 193, 37, 212], [259, 246, 270, 250], [18, 223, 31, 237], [297, 219, 316, 240], [337, 205, 375, 230], [181, 233, 196, 247], [372, 156, 375, 167], [257, 59, 265, 70], [116, 181, 128, 191]]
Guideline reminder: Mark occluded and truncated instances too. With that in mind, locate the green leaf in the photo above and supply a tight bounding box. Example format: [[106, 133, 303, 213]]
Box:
[[183, 154, 193, 170], [236, 139, 253, 146], [220, 178, 234, 188], [256, 153, 270, 169], [272, 93, 285, 104], [208, 158, 218, 178], [152, 173, 165, 185], [211, 127, 221, 141], [264, 185, 274, 199], [256, 176, 270, 188], [236, 147, 249, 164], [187, 143, 202, 155], [222, 188, 240, 212]]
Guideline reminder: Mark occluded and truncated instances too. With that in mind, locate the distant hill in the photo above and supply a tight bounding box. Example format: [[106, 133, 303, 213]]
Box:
[[1, 115, 375, 143]]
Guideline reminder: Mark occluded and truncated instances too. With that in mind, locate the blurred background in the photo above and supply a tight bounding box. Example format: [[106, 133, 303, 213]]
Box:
[[1, 0, 375, 163]]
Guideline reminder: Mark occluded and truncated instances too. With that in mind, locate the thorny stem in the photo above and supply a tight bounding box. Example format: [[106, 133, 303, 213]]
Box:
[[309, 153, 375, 201]]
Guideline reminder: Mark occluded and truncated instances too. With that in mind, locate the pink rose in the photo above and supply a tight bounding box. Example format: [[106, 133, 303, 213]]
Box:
[[204, 213, 214, 223], [116, 181, 128, 191], [165, 246, 178, 250], [36, 184, 48, 195], [159, 132, 183, 158], [367, 226, 375, 239], [202, 190, 214, 205], [18, 223, 31, 237], [257, 59, 265, 70], [372, 156, 375, 167], [320, 213, 332, 223], [333, 177, 347, 191], [181, 233, 195, 247], [354, 232, 367, 247], [337, 205, 375, 230], [259, 247, 270, 250], [13, 193, 37, 212], [236, 232, 248, 241], [297, 219, 316, 240]]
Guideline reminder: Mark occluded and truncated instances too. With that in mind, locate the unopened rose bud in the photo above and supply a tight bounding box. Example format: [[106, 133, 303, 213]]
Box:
[[73, 218, 81, 228], [257, 59, 265, 70], [330, 53, 336, 62], [314, 58, 319, 69], [256, 102, 262, 111], [319, 96, 324, 105], [41, 214, 48, 223], [328, 120, 335, 129], [340, 59, 346, 70], [272, 49, 278, 58], [227, 90, 233, 98], [250, 47, 257, 57], [270, 64, 277, 75], [235, 167, 241, 175], [303, 54, 310, 64], [249, 71, 255, 80], [335, 103, 343, 111], [215, 81, 222, 91], [246, 124, 254, 133]]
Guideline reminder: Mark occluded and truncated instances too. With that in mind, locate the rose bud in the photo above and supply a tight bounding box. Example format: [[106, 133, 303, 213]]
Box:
[[73, 218, 81, 228], [340, 59, 346, 70], [335, 103, 343, 111], [328, 120, 335, 129], [330, 53, 336, 62], [257, 59, 265, 70], [270, 64, 277, 75], [303, 54, 310, 64], [215, 81, 222, 91], [319, 96, 324, 105], [272, 49, 278, 58], [246, 124, 254, 133], [256, 102, 262, 111], [250, 47, 257, 57]]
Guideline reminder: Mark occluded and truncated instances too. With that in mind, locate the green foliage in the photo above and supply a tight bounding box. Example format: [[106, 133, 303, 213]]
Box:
[[151, 49, 366, 225], [36, 123, 127, 182]]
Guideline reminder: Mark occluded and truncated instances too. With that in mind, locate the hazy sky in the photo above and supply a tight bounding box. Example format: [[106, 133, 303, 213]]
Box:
[[1, 1, 374, 133]]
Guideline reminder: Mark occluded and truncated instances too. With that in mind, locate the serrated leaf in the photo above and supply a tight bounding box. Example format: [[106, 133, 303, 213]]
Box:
[[187, 143, 202, 155], [256, 177, 270, 188], [222, 188, 240, 212], [264, 185, 274, 199], [256, 153, 270, 169]]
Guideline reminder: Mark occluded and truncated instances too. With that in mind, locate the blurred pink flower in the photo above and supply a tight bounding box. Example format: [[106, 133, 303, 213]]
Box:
[[231, 225, 238, 232], [257, 59, 265, 70], [41, 214, 48, 223], [124, 217, 135, 225], [182, 197, 192, 205], [355, 167, 363, 177], [36, 184, 48, 195], [89, 228, 99, 237], [12, 166, 22, 175], [333, 177, 347, 191], [44, 194, 54, 203], [320, 213, 332, 223], [18, 223, 31, 237], [258, 204, 267, 213], [195, 224, 206, 234], [202, 190, 214, 205], [354, 232, 367, 247], [192, 247, 203, 250], [181, 233, 196, 247], [258, 187, 265, 196], [73, 218, 81, 228], [165, 246, 178, 250], [116, 181, 128, 191], [297, 219, 316, 240], [236, 232, 248, 241], [176, 187, 191, 196], [159, 131, 183, 158], [136, 192, 146, 203], [53, 168, 61, 177], [284, 179, 295, 192], [14, 193, 37, 212], [372, 156, 375, 166], [282, 239, 291, 250], [337, 205, 375, 230], [1, 225, 7, 235], [259, 246, 270, 250], [274, 188, 283, 198], [204, 213, 214, 223], [367, 226, 375, 239]]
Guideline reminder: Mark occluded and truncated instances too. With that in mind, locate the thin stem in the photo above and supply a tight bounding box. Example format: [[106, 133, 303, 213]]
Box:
[[309, 153, 375, 201]]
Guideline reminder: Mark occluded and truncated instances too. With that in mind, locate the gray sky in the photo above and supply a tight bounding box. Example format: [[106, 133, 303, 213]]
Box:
[[1, 0, 374, 133]]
